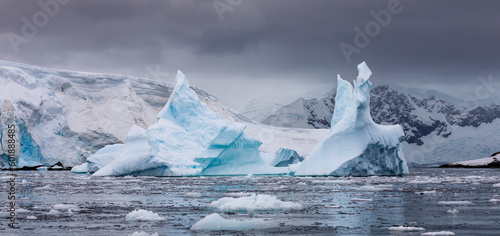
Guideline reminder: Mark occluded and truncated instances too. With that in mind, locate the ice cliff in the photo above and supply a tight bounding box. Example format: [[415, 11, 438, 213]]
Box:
[[91, 71, 285, 176], [0, 61, 157, 168], [295, 62, 409, 176]]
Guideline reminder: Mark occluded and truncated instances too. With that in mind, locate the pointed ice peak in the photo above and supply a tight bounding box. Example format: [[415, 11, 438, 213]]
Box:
[[355, 61, 372, 86], [174, 70, 188, 88], [157, 70, 193, 120]]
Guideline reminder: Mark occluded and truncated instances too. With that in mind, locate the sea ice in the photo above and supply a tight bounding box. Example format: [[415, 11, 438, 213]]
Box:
[[356, 185, 391, 192], [437, 201, 473, 205], [183, 192, 203, 198], [421, 231, 455, 236], [129, 232, 159, 236], [389, 226, 425, 231], [209, 194, 303, 212], [446, 209, 459, 214], [46, 209, 62, 215], [125, 209, 166, 222], [351, 198, 373, 203], [53, 204, 80, 211], [295, 62, 408, 176], [190, 213, 278, 231]]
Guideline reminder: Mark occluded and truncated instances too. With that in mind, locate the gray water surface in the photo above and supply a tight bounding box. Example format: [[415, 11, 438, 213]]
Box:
[[1, 168, 500, 235]]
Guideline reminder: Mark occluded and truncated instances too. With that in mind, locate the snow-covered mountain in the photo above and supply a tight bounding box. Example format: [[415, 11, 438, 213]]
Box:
[[240, 98, 284, 122], [262, 85, 500, 166]]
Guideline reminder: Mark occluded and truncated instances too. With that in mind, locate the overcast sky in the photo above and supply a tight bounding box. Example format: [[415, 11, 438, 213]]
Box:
[[1, 0, 499, 109]]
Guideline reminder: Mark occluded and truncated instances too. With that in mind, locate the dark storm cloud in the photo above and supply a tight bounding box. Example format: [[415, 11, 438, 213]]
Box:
[[0, 0, 499, 108]]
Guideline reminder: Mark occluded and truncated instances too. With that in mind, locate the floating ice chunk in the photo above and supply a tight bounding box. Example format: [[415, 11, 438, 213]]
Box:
[[356, 185, 391, 192], [125, 209, 166, 222], [446, 209, 459, 214], [37, 166, 48, 171], [351, 198, 373, 203], [21, 179, 28, 184], [26, 215, 37, 220], [71, 162, 89, 173], [421, 231, 455, 236], [245, 173, 254, 179], [416, 190, 438, 195], [295, 62, 408, 176], [209, 194, 303, 212], [129, 232, 159, 236], [224, 192, 254, 197], [35, 185, 52, 190], [53, 204, 80, 211], [389, 226, 425, 231], [492, 183, 500, 187], [183, 192, 203, 198], [438, 201, 473, 205], [47, 209, 62, 215], [190, 213, 278, 231], [269, 148, 304, 167]]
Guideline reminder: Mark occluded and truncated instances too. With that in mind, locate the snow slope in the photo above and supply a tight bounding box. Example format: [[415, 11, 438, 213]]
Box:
[[241, 98, 283, 122]]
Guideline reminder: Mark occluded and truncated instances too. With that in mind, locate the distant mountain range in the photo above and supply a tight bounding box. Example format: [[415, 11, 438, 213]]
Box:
[[251, 85, 500, 166]]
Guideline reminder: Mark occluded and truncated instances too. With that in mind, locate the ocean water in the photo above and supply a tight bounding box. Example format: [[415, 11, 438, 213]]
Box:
[[1, 168, 500, 235]]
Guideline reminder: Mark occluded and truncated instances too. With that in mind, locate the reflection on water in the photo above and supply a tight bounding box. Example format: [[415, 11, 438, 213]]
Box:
[[1, 168, 500, 235]]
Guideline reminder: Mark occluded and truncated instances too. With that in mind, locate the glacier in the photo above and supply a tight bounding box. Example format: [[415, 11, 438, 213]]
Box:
[[295, 62, 409, 176], [91, 71, 287, 176], [0, 60, 158, 168]]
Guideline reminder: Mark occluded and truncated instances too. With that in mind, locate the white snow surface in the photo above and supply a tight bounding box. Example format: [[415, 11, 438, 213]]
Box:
[[209, 193, 303, 212], [125, 209, 166, 222], [295, 62, 408, 176], [190, 213, 278, 231], [129, 232, 159, 236], [447, 154, 500, 166]]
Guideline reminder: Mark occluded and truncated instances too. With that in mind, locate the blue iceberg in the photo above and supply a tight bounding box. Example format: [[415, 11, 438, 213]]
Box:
[[295, 62, 408, 176], [90, 71, 286, 176], [269, 148, 304, 167]]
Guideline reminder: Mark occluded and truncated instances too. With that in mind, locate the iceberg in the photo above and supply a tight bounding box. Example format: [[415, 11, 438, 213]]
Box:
[[190, 213, 278, 231], [295, 62, 408, 176], [92, 71, 286, 176], [269, 148, 304, 167]]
